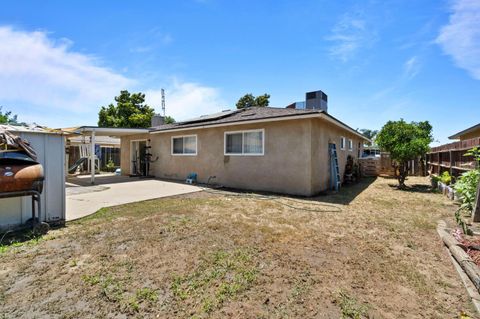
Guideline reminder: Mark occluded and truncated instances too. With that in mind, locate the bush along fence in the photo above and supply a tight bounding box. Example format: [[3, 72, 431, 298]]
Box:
[[435, 148, 480, 313], [431, 147, 480, 233]]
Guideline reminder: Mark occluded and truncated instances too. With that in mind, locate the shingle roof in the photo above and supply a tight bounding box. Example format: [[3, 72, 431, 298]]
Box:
[[150, 107, 322, 132], [149, 106, 368, 141]]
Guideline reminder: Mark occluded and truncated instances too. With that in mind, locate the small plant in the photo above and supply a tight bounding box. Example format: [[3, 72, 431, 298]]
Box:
[[453, 148, 480, 234], [128, 298, 140, 312], [82, 274, 100, 285], [105, 159, 116, 172], [440, 171, 452, 185], [465, 147, 480, 167], [135, 287, 158, 302], [336, 291, 369, 319], [454, 170, 480, 214], [455, 208, 473, 235]]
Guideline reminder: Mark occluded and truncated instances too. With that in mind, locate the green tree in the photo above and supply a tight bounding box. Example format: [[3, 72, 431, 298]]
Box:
[[376, 119, 433, 188], [236, 93, 270, 109], [0, 107, 20, 125], [164, 116, 175, 124], [359, 129, 378, 145], [98, 90, 155, 128]]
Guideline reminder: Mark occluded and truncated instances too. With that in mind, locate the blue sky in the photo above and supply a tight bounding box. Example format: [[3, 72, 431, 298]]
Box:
[[0, 0, 479, 144]]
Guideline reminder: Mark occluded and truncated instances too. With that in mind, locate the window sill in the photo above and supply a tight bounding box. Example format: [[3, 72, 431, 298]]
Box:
[[224, 153, 264, 156]]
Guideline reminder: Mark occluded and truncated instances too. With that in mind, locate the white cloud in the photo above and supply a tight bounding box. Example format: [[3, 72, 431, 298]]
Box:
[[327, 11, 376, 62], [0, 26, 133, 114], [436, 0, 480, 79], [0, 26, 225, 127], [403, 56, 421, 79], [145, 79, 227, 121]]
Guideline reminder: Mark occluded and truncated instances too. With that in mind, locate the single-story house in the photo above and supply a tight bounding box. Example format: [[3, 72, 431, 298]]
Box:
[[427, 122, 480, 176], [120, 105, 369, 196]]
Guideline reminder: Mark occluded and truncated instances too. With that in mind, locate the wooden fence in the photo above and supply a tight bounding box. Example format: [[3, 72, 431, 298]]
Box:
[[358, 153, 423, 177]]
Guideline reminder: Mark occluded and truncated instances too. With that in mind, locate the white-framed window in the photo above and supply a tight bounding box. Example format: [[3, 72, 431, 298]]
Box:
[[171, 135, 197, 156], [340, 137, 346, 150], [224, 129, 264, 156], [348, 139, 353, 151]]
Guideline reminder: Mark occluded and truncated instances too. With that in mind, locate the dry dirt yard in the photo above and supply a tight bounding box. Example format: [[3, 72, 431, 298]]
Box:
[[0, 176, 475, 318]]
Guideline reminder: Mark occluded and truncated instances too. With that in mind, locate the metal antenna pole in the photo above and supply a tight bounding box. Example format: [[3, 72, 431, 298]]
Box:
[[161, 88, 166, 117]]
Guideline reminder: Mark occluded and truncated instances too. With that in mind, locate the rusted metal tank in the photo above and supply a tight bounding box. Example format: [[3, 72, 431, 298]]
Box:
[[0, 152, 45, 193]]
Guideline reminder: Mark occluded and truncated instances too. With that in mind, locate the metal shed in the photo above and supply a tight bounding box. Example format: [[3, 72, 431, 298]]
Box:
[[0, 126, 66, 229]]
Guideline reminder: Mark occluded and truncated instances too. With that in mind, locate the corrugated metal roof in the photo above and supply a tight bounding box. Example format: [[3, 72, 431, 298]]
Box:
[[0, 124, 66, 135], [68, 135, 120, 146]]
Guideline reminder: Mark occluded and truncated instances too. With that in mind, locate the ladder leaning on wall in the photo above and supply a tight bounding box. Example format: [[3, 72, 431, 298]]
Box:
[[329, 143, 341, 191]]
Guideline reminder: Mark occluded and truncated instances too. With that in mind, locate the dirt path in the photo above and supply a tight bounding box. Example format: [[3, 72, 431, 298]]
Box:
[[0, 177, 474, 318]]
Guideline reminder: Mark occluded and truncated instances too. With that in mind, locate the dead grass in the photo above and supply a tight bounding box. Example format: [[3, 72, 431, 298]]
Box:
[[0, 176, 475, 318]]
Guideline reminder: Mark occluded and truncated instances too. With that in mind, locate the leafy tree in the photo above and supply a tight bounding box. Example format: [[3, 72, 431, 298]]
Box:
[[376, 119, 433, 188], [236, 93, 270, 109], [0, 107, 20, 125], [98, 90, 155, 128], [359, 129, 378, 145], [164, 116, 175, 124]]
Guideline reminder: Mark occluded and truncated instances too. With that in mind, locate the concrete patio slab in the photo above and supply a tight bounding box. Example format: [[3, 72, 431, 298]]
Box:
[[66, 178, 202, 221]]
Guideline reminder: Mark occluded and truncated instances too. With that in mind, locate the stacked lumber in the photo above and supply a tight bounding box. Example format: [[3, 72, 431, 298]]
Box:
[[358, 158, 380, 177], [379, 153, 396, 175]]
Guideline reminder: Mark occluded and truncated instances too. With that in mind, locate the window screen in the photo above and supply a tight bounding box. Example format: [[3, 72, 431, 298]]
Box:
[[226, 133, 243, 154], [172, 136, 197, 155], [225, 130, 263, 155], [244, 131, 263, 154]]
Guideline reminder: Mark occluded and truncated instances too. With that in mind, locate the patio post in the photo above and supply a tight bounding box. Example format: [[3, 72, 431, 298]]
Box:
[[91, 129, 96, 184]]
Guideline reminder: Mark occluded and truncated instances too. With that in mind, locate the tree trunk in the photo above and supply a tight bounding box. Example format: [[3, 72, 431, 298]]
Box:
[[397, 162, 408, 189], [472, 177, 480, 222]]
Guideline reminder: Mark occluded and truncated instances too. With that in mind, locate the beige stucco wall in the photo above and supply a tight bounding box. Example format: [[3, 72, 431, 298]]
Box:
[[310, 118, 363, 193], [148, 119, 313, 196], [119, 118, 364, 196], [120, 133, 150, 175]]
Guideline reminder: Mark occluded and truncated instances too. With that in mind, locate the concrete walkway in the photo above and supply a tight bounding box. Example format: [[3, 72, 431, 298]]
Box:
[[66, 178, 202, 221]]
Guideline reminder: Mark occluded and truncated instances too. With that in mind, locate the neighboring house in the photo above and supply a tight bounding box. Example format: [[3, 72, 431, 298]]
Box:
[[427, 122, 480, 176], [448, 123, 480, 141], [120, 105, 368, 196]]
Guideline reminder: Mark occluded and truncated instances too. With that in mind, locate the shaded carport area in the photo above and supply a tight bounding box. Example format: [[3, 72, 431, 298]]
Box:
[[66, 175, 202, 220], [63, 126, 202, 220], [63, 126, 150, 184]]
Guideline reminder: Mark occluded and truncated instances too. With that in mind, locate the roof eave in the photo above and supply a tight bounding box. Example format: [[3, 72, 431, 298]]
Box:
[[448, 123, 480, 140], [151, 112, 369, 141]]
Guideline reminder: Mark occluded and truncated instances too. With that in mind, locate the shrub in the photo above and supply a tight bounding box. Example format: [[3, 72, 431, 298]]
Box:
[[454, 169, 480, 214], [440, 171, 452, 185], [104, 159, 117, 172]]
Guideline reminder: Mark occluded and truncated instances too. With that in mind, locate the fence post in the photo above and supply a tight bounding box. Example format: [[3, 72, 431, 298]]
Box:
[[473, 179, 480, 222]]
